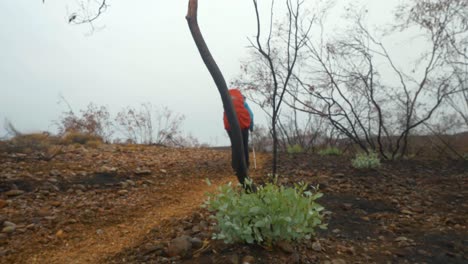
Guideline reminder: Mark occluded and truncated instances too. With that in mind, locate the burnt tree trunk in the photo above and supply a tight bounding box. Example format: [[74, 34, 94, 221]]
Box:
[[186, 0, 249, 186]]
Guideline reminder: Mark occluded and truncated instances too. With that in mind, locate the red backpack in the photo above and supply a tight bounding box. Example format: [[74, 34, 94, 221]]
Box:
[[223, 89, 251, 130]]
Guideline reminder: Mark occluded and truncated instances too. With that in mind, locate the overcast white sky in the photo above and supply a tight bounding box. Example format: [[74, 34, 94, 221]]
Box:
[[0, 0, 402, 145]]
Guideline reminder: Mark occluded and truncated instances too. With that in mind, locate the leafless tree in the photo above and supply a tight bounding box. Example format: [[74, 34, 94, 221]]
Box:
[[235, 0, 312, 175], [114, 103, 185, 146], [287, 0, 467, 159]]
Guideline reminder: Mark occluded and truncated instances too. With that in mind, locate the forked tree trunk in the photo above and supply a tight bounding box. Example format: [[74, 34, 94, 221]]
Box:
[[186, 0, 249, 187]]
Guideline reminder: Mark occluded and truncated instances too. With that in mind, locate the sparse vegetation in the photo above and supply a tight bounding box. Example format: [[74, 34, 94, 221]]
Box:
[[61, 131, 103, 146], [318, 147, 342, 156], [287, 144, 303, 155], [204, 181, 326, 245], [352, 152, 381, 169]]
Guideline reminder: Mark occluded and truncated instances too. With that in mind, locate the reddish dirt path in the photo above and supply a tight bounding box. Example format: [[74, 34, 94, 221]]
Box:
[[27, 176, 236, 264], [0, 145, 268, 264]]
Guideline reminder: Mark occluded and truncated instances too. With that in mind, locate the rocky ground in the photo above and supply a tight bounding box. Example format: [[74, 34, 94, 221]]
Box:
[[0, 145, 467, 263]]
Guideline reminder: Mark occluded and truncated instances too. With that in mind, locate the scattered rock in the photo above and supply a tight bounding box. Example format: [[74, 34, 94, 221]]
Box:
[[277, 240, 294, 254], [312, 241, 322, 252], [241, 255, 255, 264], [401, 209, 413, 215], [166, 235, 192, 258], [143, 243, 164, 255], [101, 166, 117, 173], [190, 237, 203, 250], [5, 190, 24, 197], [394, 236, 408, 242], [228, 254, 239, 264], [56, 229, 65, 238], [2, 226, 15, 234], [126, 180, 136, 186], [118, 190, 129, 195], [49, 169, 61, 176], [96, 229, 104, 235], [339, 245, 355, 255], [3, 221, 16, 227], [191, 224, 201, 234], [332, 229, 340, 234], [50, 201, 61, 207], [135, 168, 152, 175], [288, 252, 300, 263], [120, 182, 129, 188], [331, 258, 346, 264], [342, 203, 353, 210]]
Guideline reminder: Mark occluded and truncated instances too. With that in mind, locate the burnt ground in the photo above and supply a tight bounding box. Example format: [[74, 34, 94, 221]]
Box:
[[0, 146, 467, 263]]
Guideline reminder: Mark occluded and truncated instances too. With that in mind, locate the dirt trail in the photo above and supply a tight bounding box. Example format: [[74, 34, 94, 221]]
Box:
[[22, 151, 268, 264], [27, 177, 235, 264]]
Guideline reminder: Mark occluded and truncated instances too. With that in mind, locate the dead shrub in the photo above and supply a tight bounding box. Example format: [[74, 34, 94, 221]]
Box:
[[1, 133, 63, 161], [61, 131, 103, 145], [7, 133, 55, 153], [85, 139, 103, 148]]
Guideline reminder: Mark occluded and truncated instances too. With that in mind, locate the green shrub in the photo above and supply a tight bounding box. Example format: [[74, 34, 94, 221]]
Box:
[[204, 181, 326, 245], [352, 152, 381, 169], [318, 147, 342, 156], [287, 144, 303, 154]]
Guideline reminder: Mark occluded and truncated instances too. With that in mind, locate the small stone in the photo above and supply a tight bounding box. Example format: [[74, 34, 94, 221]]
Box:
[[5, 190, 24, 197], [49, 169, 60, 176], [401, 209, 413, 215], [135, 168, 152, 175], [242, 255, 255, 264], [2, 226, 15, 234], [56, 229, 65, 238], [51, 201, 61, 207], [3, 221, 15, 227], [166, 236, 192, 258], [394, 236, 408, 242], [120, 182, 129, 188], [331, 259, 346, 264], [228, 254, 239, 264], [118, 190, 129, 195], [277, 240, 294, 254], [332, 229, 340, 234], [160, 169, 167, 174], [288, 252, 300, 263], [342, 203, 353, 210], [192, 225, 201, 234], [96, 229, 104, 235], [189, 237, 203, 249], [101, 166, 117, 173], [312, 241, 322, 252], [126, 180, 136, 186]]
